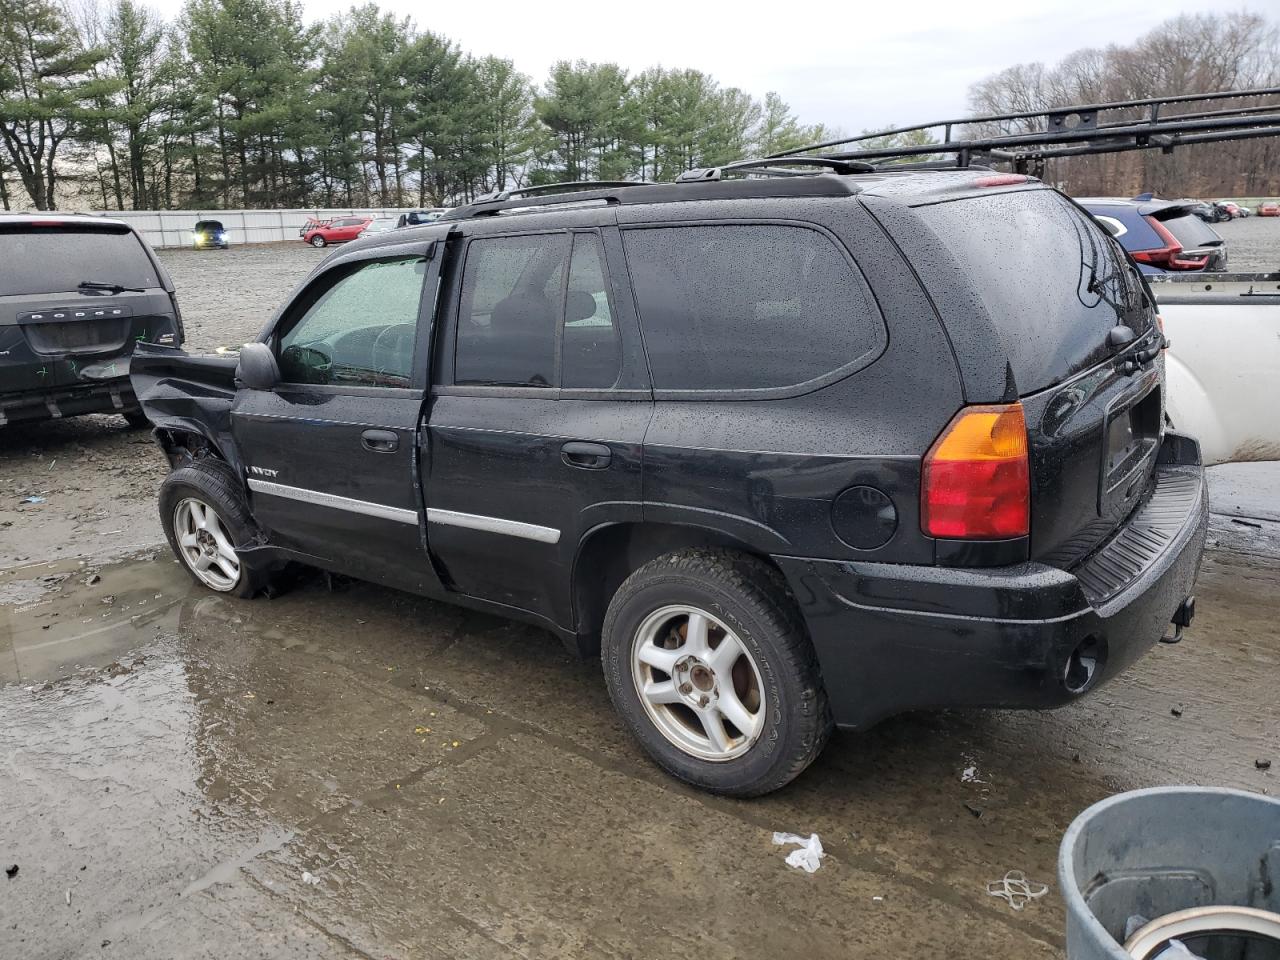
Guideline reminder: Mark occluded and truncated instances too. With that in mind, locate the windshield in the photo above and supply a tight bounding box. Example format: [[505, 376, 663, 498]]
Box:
[[0, 227, 158, 297]]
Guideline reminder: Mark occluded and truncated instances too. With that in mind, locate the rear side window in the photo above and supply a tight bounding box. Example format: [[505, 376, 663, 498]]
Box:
[[621, 224, 882, 392], [453, 231, 623, 390], [919, 190, 1150, 393], [455, 233, 568, 387], [0, 227, 158, 297]]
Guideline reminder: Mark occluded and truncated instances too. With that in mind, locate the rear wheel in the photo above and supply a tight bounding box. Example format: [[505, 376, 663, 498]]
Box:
[[602, 549, 832, 796], [159, 460, 268, 599], [309, 235, 326, 247]]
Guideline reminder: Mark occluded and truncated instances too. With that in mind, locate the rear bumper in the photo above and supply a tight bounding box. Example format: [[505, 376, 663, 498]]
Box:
[[0, 377, 137, 426], [777, 433, 1209, 729]]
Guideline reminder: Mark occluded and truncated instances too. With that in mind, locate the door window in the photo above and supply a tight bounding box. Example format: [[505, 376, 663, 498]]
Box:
[[621, 224, 882, 391], [563, 234, 622, 390], [454, 234, 569, 387], [277, 256, 426, 387]]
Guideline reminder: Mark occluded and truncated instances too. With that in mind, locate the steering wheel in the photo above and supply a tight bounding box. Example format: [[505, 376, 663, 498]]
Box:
[[371, 324, 414, 382]]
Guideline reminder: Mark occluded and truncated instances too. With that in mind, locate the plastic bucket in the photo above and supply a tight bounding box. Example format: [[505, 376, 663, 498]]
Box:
[[1059, 786, 1280, 960]]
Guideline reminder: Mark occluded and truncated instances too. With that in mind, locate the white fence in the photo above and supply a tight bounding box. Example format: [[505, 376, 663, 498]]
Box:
[[84, 207, 423, 249]]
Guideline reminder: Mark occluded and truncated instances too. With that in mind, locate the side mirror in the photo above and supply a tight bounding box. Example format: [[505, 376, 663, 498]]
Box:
[[235, 342, 280, 390]]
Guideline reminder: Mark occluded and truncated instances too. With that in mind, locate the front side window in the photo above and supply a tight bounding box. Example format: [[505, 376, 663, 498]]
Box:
[[621, 224, 881, 392], [277, 256, 425, 387]]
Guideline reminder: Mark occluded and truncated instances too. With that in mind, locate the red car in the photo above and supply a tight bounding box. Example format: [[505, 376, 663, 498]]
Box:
[[1260, 202, 1280, 217], [302, 216, 371, 247]]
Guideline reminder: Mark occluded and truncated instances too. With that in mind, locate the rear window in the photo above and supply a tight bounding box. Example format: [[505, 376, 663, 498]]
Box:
[[918, 190, 1150, 394], [621, 223, 883, 393], [0, 227, 158, 297], [1158, 212, 1222, 250]]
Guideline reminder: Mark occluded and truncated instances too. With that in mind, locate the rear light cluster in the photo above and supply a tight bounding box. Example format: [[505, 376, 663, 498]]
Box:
[[921, 403, 1029, 540], [1131, 216, 1209, 271]]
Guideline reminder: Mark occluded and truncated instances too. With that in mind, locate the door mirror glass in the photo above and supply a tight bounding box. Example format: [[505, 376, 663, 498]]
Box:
[[236, 342, 280, 390]]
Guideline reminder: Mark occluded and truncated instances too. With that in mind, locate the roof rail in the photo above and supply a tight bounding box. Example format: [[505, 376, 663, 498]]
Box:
[[676, 156, 875, 182], [472, 180, 651, 204]]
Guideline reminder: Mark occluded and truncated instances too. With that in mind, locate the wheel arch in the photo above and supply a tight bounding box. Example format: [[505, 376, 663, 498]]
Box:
[[569, 520, 788, 658]]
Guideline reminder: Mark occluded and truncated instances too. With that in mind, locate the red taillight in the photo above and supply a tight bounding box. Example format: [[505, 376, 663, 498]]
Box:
[[1131, 216, 1209, 270], [922, 403, 1029, 540]]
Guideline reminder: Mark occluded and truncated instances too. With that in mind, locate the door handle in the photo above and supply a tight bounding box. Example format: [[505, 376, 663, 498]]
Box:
[[561, 441, 611, 470], [361, 429, 400, 453]]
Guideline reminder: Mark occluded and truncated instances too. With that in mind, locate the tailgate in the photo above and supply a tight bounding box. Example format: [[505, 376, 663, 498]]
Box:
[[908, 186, 1165, 565], [0, 224, 176, 393]]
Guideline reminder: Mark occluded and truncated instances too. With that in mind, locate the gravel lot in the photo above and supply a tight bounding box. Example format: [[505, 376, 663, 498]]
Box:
[[2, 225, 1279, 958]]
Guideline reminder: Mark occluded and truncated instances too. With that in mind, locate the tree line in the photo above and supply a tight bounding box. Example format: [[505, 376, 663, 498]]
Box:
[[966, 11, 1280, 197], [0, 0, 840, 210]]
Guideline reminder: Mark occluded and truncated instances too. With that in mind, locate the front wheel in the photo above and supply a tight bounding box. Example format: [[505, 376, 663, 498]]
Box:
[[159, 460, 268, 599], [602, 549, 832, 797], [309, 235, 326, 247]]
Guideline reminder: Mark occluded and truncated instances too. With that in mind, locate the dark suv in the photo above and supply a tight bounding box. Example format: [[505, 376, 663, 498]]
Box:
[[1078, 195, 1227, 273], [1, 215, 183, 428], [131, 169, 1207, 796]]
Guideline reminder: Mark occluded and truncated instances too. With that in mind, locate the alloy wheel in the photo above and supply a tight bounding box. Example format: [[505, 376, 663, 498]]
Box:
[[631, 604, 765, 761], [173, 497, 242, 591]]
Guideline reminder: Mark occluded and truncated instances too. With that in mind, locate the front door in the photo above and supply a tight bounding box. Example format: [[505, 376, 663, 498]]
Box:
[[232, 240, 444, 595], [425, 218, 651, 630]]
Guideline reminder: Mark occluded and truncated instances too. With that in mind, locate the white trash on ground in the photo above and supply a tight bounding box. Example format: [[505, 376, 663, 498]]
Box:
[[772, 832, 824, 873], [301, 871, 321, 886], [986, 870, 1048, 909]]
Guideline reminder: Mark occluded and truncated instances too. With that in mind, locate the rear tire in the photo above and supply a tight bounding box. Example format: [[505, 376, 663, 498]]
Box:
[[159, 460, 268, 599], [602, 548, 832, 797]]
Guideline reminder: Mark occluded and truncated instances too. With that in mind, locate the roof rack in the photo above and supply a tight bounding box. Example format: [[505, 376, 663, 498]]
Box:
[[768, 86, 1280, 172]]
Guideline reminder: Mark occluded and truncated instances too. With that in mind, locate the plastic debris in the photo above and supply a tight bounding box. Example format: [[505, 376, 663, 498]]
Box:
[[1171, 705, 1183, 717], [1257, 759, 1272, 771], [20, 495, 46, 504], [772, 832, 824, 873], [5, 864, 17, 879], [986, 870, 1048, 910], [301, 871, 321, 886]]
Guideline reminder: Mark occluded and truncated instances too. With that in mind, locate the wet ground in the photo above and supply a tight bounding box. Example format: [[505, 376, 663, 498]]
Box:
[[2, 230, 1279, 959]]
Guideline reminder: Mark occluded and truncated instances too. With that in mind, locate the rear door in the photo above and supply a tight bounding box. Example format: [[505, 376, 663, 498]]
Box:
[[231, 239, 444, 594], [0, 222, 175, 403], [424, 213, 650, 629], [911, 188, 1164, 566]]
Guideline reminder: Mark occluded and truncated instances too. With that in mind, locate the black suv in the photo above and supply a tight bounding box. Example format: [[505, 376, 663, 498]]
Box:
[[1, 215, 183, 428], [132, 169, 1207, 796]]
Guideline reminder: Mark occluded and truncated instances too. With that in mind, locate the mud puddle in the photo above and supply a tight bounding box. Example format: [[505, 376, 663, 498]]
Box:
[[0, 553, 195, 685]]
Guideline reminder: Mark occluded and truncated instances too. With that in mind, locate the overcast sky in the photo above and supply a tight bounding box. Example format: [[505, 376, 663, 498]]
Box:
[[148, 0, 1269, 135]]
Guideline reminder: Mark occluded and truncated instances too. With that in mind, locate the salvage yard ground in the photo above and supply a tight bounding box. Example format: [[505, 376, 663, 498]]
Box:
[[1, 218, 1279, 958]]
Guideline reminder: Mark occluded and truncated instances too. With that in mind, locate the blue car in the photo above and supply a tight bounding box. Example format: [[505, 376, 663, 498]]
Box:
[[1077, 194, 1227, 274]]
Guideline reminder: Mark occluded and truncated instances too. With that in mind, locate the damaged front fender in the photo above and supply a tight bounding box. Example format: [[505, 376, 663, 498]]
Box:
[[130, 342, 244, 478]]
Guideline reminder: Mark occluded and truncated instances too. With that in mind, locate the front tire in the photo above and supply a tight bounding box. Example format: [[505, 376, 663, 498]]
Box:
[[159, 460, 267, 599], [602, 549, 832, 797], [309, 235, 326, 247]]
